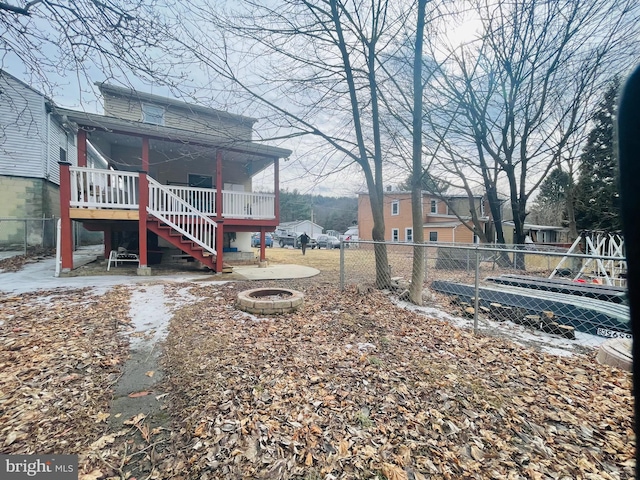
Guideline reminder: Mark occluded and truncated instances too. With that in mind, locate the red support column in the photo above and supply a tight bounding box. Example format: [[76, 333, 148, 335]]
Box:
[[215, 220, 224, 272], [274, 158, 280, 224], [77, 130, 87, 167], [138, 172, 149, 270], [260, 229, 266, 262], [58, 162, 74, 271], [103, 227, 112, 259], [215, 150, 223, 219], [142, 136, 150, 172]]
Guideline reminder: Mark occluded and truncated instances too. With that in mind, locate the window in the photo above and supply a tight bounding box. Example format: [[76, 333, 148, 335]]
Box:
[[142, 103, 165, 125], [429, 231, 438, 242], [392, 228, 399, 242], [405, 228, 413, 243], [188, 174, 213, 188], [391, 200, 399, 216], [59, 147, 67, 163], [430, 199, 438, 214]]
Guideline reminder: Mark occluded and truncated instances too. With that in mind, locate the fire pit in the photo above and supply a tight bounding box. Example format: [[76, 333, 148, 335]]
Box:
[[236, 288, 304, 315]]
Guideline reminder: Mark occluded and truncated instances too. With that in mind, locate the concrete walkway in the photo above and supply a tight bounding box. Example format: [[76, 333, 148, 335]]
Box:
[[0, 246, 318, 294]]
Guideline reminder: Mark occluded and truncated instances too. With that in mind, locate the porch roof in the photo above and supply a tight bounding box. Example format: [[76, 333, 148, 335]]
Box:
[[51, 106, 292, 160]]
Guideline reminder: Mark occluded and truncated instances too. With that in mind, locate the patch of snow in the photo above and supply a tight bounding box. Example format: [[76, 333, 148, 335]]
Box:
[[393, 297, 605, 358], [127, 284, 171, 348], [357, 342, 376, 352]]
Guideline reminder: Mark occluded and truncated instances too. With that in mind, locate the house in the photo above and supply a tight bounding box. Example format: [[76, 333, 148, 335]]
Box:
[[357, 190, 491, 243], [502, 221, 570, 246], [275, 220, 324, 239], [49, 81, 291, 273], [0, 71, 79, 247]]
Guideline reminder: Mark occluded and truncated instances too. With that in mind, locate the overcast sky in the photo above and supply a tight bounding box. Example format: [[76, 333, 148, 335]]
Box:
[[1, 0, 486, 198]]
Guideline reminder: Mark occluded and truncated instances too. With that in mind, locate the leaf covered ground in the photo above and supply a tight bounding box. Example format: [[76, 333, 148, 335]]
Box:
[[0, 279, 634, 480], [161, 282, 634, 480]]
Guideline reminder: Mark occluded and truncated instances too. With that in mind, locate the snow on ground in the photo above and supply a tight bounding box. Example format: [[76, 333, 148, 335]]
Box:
[[395, 299, 606, 357]]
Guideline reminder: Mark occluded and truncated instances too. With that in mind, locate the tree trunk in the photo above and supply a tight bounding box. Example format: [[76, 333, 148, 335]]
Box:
[[408, 0, 427, 305], [565, 181, 579, 241]]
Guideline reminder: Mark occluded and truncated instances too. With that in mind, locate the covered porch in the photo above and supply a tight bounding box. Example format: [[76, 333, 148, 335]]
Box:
[[55, 108, 291, 274]]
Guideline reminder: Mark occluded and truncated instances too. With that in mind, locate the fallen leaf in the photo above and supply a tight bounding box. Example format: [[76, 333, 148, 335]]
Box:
[[382, 462, 408, 480], [123, 413, 147, 425], [79, 470, 104, 480], [145, 370, 155, 377], [4, 431, 17, 446], [305, 451, 313, 466], [128, 391, 152, 398], [94, 412, 110, 423]]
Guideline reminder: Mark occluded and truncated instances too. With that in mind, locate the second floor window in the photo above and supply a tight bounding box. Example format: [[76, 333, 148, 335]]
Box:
[[430, 199, 438, 214], [429, 231, 438, 242], [391, 200, 399, 215], [142, 103, 165, 126]]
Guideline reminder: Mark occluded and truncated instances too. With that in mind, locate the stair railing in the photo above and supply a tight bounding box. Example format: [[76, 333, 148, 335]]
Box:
[[147, 177, 217, 256]]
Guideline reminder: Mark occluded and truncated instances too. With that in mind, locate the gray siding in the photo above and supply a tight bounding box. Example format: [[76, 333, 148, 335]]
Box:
[[46, 119, 77, 185], [0, 75, 47, 179], [102, 92, 253, 141]]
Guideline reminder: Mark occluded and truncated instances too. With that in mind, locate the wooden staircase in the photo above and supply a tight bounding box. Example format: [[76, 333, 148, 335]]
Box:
[[147, 218, 216, 270], [146, 177, 220, 271]]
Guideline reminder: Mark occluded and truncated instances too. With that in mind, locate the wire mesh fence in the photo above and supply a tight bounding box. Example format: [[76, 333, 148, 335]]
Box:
[[340, 240, 629, 345], [0, 218, 103, 255], [0, 217, 59, 253]]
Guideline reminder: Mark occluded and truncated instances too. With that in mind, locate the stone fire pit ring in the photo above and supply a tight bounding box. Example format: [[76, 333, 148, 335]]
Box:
[[236, 288, 304, 315]]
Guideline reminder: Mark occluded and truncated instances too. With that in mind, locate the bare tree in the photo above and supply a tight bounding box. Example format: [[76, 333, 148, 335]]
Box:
[[424, 0, 639, 252], [0, 0, 180, 93], [170, 0, 431, 288]]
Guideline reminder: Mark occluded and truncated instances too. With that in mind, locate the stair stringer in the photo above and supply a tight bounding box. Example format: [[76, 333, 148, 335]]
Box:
[[147, 219, 217, 271]]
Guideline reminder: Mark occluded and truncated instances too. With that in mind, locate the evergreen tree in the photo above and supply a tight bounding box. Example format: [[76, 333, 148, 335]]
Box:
[[529, 168, 570, 226], [574, 78, 621, 232]]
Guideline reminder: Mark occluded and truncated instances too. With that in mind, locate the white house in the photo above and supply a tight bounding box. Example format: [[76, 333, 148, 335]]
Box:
[[0, 70, 79, 219], [275, 220, 324, 238]]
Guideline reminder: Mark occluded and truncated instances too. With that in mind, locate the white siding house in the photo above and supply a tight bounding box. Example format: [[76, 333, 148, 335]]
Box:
[[0, 71, 81, 247]]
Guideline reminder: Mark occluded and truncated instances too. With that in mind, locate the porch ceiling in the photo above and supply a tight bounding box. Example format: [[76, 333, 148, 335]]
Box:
[[53, 106, 292, 161], [87, 129, 275, 175]]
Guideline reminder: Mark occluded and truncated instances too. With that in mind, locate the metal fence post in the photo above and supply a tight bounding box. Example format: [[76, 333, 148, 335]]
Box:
[[473, 247, 480, 335], [24, 219, 28, 255], [340, 240, 345, 290]]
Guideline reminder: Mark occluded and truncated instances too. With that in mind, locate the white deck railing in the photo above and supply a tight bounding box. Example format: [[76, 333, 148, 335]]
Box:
[[68, 167, 275, 219], [166, 185, 216, 215], [148, 177, 217, 256], [222, 190, 275, 219], [70, 167, 139, 209]]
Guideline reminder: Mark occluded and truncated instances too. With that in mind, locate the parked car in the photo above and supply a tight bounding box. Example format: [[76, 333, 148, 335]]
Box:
[[251, 233, 273, 247], [316, 234, 340, 249], [340, 227, 359, 247]]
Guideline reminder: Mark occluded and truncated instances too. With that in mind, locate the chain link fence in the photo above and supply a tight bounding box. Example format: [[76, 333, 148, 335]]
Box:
[[340, 240, 629, 345], [0, 217, 59, 254], [0, 218, 103, 254]]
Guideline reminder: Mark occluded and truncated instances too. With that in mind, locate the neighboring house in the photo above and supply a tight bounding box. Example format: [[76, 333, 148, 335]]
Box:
[[275, 220, 324, 238], [357, 189, 490, 243], [0, 71, 79, 247], [48, 81, 290, 273], [502, 221, 570, 246]]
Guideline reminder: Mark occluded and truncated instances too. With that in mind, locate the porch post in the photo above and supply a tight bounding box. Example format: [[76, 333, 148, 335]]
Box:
[[216, 150, 223, 219], [216, 219, 224, 272], [274, 158, 280, 224], [77, 130, 87, 167], [142, 136, 150, 172], [138, 171, 150, 275], [103, 227, 112, 259], [260, 229, 266, 262], [58, 161, 74, 272]]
